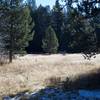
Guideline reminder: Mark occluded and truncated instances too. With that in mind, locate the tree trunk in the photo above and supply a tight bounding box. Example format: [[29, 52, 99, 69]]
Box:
[[9, 50, 13, 63], [9, 25, 13, 63], [9, 0, 14, 63]]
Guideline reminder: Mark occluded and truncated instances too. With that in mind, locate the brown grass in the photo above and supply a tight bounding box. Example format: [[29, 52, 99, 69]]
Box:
[[0, 54, 100, 98]]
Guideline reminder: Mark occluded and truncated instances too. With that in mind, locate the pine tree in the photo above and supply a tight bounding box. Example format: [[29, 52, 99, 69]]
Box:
[[0, 0, 34, 62], [42, 26, 59, 54], [27, 0, 37, 11], [14, 6, 34, 54], [51, 0, 65, 51], [63, 0, 100, 17], [62, 9, 97, 54], [93, 13, 100, 52], [27, 5, 51, 53]]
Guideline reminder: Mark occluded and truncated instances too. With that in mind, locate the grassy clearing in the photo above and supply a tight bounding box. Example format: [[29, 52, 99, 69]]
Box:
[[0, 54, 100, 97]]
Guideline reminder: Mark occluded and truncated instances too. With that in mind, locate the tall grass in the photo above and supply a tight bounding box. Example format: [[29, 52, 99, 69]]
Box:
[[0, 54, 100, 97]]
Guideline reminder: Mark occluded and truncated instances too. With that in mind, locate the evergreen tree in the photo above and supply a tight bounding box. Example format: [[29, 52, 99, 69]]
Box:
[[14, 6, 34, 54], [27, 0, 37, 11], [62, 9, 97, 54], [42, 26, 59, 54], [93, 13, 100, 52], [62, 9, 82, 52], [63, 0, 100, 17], [27, 5, 51, 53], [0, 0, 34, 62], [81, 19, 97, 53], [51, 0, 65, 51]]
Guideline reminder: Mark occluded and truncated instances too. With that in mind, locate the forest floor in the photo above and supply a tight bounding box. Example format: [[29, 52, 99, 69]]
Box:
[[0, 54, 100, 99]]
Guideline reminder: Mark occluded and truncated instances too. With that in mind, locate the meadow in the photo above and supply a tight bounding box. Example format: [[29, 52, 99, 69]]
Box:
[[0, 54, 100, 98]]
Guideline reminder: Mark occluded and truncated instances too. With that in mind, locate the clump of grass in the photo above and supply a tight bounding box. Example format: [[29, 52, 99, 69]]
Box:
[[45, 76, 73, 90], [0, 55, 8, 65], [45, 77, 62, 87]]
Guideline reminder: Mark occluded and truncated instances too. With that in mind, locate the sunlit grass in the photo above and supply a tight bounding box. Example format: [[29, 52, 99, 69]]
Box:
[[0, 54, 100, 97]]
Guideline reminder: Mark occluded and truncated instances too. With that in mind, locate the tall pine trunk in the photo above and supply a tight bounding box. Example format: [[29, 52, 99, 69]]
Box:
[[9, 0, 13, 63], [9, 19, 13, 63]]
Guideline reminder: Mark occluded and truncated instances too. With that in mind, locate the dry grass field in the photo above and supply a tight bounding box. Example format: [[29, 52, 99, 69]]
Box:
[[0, 54, 100, 98]]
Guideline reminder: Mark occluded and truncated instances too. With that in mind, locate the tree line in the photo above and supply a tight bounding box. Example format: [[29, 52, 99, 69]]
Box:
[[0, 0, 100, 62], [27, 0, 100, 54]]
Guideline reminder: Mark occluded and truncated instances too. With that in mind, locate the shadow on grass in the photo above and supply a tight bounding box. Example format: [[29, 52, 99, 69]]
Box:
[[44, 68, 100, 90], [3, 68, 100, 100], [61, 68, 100, 90]]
